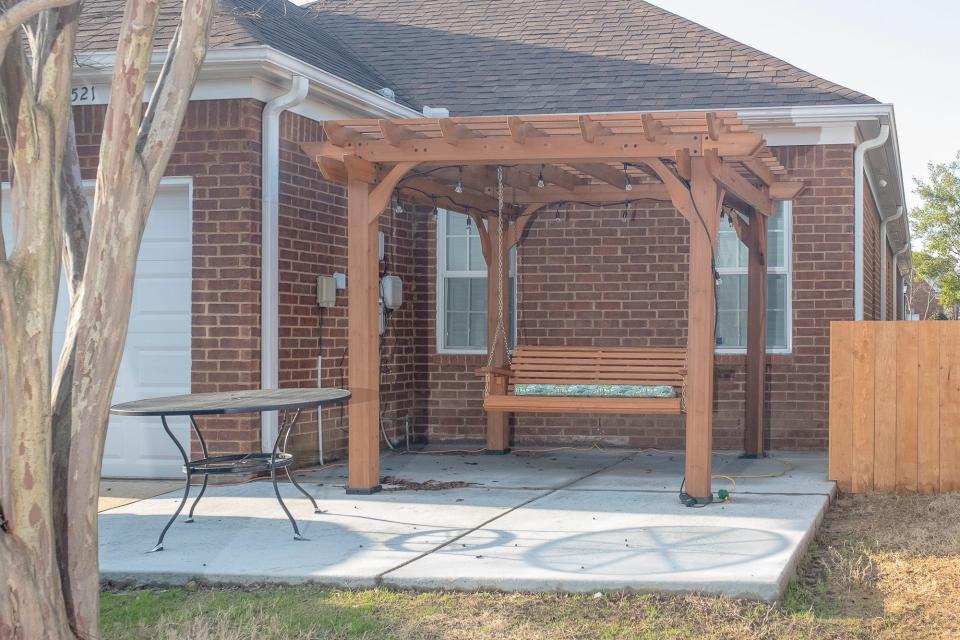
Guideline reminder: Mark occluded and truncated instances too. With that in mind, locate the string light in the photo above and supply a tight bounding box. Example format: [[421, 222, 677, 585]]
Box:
[[454, 166, 463, 194], [431, 197, 438, 220], [537, 165, 545, 188], [623, 163, 633, 192], [393, 189, 403, 214], [554, 205, 562, 222]]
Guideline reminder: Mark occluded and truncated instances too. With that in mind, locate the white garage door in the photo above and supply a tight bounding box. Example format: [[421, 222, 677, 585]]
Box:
[[3, 180, 193, 478]]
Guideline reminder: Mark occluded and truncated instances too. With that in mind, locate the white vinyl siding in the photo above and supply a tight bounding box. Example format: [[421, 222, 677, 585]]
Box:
[[715, 201, 792, 353]]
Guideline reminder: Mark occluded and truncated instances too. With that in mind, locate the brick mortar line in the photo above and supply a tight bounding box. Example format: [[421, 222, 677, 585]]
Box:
[[373, 450, 641, 584]]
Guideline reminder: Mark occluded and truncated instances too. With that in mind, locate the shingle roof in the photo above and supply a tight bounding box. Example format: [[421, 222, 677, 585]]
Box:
[[305, 0, 877, 115], [76, 0, 397, 103]]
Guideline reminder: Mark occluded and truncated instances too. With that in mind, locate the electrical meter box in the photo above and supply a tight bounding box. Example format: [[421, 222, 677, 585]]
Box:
[[316, 275, 337, 308], [381, 275, 403, 309]]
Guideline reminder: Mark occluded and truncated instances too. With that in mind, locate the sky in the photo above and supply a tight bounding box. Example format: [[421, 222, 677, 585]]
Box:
[[649, 0, 960, 209]]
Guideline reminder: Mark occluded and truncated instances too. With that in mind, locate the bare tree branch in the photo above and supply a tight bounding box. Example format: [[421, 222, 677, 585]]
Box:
[[94, 0, 161, 205], [60, 117, 89, 298], [138, 0, 214, 193], [0, 0, 76, 65]]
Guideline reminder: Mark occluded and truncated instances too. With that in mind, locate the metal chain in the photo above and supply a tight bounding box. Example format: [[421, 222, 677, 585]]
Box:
[[485, 166, 508, 394]]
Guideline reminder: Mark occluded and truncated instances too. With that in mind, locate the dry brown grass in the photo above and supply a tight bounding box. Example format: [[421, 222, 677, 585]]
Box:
[[101, 492, 960, 640]]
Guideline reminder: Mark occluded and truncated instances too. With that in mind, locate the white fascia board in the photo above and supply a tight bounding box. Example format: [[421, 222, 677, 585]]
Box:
[[72, 45, 422, 120]]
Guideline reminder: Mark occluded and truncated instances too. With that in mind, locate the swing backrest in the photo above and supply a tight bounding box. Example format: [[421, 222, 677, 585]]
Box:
[[507, 346, 686, 392]]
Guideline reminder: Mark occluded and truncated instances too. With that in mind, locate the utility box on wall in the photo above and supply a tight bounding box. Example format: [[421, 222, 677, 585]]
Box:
[[316, 275, 337, 308]]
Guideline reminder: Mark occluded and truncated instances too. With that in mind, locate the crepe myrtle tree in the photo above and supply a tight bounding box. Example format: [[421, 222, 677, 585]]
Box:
[[0, 0, 214, 637], [911, 152, 960, 311]]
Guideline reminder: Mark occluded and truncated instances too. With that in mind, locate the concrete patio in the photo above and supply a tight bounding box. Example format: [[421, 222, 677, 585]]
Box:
[[99, 448, 834, 601]]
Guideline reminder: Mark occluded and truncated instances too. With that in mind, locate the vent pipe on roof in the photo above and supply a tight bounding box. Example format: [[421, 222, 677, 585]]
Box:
[[261, 75, 309, 452], [422, 106, 450, 118], [854, 124, 889, 320]]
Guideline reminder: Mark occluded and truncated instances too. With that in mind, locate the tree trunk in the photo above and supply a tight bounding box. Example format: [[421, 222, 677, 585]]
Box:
[[0, 0, 214, 636]]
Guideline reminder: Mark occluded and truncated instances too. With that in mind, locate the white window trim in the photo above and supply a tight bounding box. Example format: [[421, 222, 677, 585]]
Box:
[[715, 201, 793, 356], [436, 209, 516, 355]]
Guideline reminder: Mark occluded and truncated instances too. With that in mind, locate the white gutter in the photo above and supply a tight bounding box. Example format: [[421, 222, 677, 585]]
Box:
[[261, 75, 309, 452], [73, 46, 421, 120], [854, 124, 890, 320], [892, 243, 911, 320], [880, 205, 905, 320]]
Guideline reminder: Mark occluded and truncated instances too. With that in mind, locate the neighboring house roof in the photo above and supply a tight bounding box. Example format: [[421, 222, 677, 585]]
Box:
[[306, 0, 877, 115], [77, 0, 400, 105]]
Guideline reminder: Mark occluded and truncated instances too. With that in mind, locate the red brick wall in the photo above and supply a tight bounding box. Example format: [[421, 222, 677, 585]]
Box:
[[277, 112, 417, 464], [1, 101, 265, 458], [411, 144, 856, 450]]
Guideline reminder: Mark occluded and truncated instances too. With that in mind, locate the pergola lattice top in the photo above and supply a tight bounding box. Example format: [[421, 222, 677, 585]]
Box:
[[303, 111, 801, 221]]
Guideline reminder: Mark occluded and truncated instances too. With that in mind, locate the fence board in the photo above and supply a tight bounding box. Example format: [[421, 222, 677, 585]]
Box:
[[939, 323, 960, 492], [830, 321, 958, 494], [895, 322, 919, 492], [873, 322, 898, 491], [828, 322, 854, 491], [851, 323, 876, 493], [917, 323, 940, 494]]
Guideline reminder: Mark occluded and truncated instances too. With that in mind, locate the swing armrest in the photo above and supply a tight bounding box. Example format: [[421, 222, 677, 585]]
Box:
[[475, 366, 513, 379]]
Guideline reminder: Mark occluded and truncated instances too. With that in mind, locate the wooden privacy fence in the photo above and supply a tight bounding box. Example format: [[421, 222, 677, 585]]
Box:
[[829, 321, 960, 493]]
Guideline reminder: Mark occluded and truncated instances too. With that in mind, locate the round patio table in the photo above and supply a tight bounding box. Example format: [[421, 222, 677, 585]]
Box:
[[110, 388, 350, 551]]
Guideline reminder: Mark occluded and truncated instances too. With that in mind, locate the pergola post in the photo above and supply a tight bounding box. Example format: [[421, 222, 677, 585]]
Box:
[[683, 156, 722, 502], [744, 210, 768, 457], [485, 213, 512, 453], [345, 176, 382, 493]]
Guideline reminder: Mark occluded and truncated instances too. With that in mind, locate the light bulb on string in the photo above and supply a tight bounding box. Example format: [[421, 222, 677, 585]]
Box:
[[623, 163, 633, 192], [537, 165, 545, 188], [454, 166, 463, 194]]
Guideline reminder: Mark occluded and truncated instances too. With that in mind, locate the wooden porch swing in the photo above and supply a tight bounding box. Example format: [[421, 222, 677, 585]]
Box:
[[304, 111, 802, 503], [477, 166, 686, 416]]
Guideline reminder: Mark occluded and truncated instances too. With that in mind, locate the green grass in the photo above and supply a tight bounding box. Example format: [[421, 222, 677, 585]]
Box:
[[99, 493, 960, 640]]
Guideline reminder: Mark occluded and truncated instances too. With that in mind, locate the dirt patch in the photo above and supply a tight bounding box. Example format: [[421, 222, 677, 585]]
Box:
[[379, 476, 476, 492]]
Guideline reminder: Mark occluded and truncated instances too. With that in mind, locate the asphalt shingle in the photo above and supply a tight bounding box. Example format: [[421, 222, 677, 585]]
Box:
[[77, 0, 397, 104], [305, 0, 877, 114]]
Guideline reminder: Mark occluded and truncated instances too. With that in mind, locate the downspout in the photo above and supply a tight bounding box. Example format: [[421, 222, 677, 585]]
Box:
[[261, 75, 309, 452], [879, 205, 904, 319], [892, 243, 910, 319], [854, 124, 890, 320]]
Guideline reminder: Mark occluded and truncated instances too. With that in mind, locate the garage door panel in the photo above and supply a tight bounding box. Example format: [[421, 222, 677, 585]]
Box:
[[1, 182, 193, 479]]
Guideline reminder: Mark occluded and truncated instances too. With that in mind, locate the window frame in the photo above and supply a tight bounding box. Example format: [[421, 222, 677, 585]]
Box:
[[714, 201, 793, 355], [435, 209, 516, 355]]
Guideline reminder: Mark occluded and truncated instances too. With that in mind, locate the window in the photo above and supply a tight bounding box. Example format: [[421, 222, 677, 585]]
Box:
[[436, 209, 515, 353], [715, 201, 792, 353]]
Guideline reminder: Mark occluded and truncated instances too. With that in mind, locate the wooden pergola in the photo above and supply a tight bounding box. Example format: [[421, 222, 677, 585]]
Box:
[[303, 111, 802, 503]]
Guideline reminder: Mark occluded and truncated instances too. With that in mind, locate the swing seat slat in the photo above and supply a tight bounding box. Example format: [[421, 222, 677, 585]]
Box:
[[480, 346, 685, 415]]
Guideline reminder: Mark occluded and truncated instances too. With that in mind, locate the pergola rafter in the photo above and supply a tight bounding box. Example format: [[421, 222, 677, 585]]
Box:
[[303, 110, 803, 501]]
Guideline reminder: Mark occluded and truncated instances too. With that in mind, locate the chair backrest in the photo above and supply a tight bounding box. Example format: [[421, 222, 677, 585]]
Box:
[[508, 346, 686, 390]]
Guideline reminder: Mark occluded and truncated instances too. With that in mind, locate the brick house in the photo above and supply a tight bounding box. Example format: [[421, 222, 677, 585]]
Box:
[[8, 0, 909, 478]]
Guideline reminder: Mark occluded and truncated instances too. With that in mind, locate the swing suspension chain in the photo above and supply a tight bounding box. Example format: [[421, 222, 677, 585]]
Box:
[[485, 166, 509, 395]]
